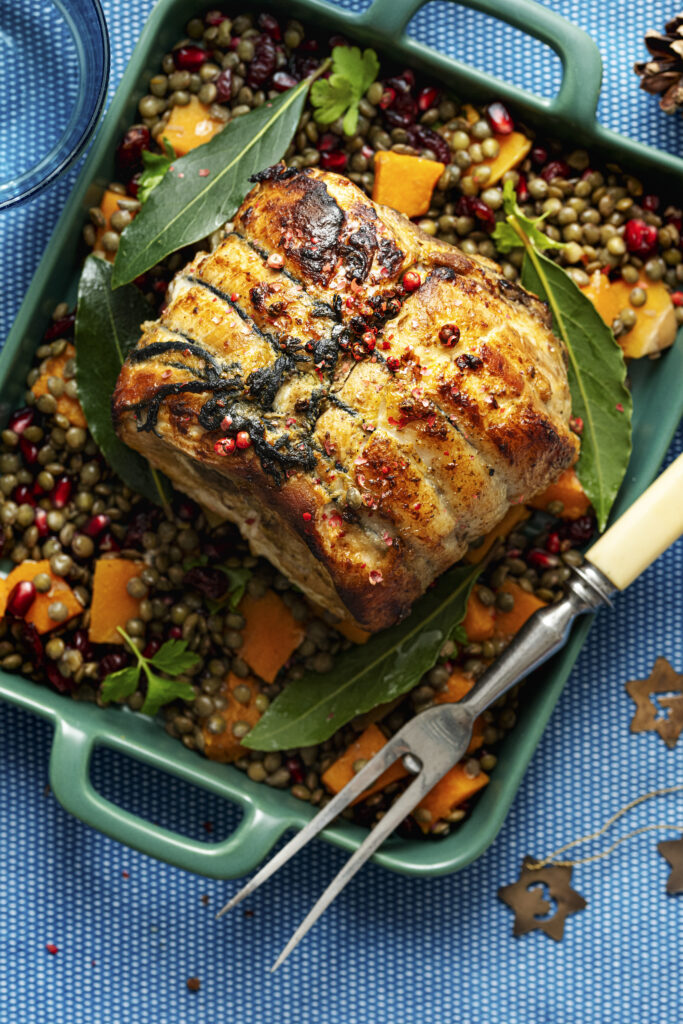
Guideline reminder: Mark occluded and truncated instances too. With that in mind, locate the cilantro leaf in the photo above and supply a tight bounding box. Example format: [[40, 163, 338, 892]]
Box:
[[100, 665, 141, 705], [492, 180, 567, 254], [137, 138, 176, 205], [310, 45, 379, 135], [139, 669, 196, 717], [149, 638, 202, 676]]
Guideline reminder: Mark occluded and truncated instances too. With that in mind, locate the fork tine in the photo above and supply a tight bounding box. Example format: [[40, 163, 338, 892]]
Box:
[[215, 732, 414, 920], [270, 768, 438, 972]]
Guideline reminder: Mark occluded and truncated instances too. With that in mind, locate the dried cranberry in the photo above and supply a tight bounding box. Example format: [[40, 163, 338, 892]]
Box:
[[565, 514, 596, 545], [99, 651, 130, 680], [34, 509, 48, 538], [115, 125, 150, 174], [98, 532, 120, 553], [84, 513, 110, 537], [168, 625, 183, 640], [20, 622, 43, 667], [50, 476, 72, 509], [286, 757, 305, 784], [43, 312, 76, 342], [46, 661, 73, 694], [7, 581, 36, 618], [531, 145, 548, 165], [456, 196, 495, 231], [540, 160, 570, 182], [72, 629, 93, 660], [19, 438, 38, 465], [246, 34, 277, 89], [124, 508, 161, 547], [13, 484, 35, 506], [176, 498, 199, 522], [298, 38, 318, 51], [515, 174, 529, 203], [527, 548, 559, 570], [143, 638, 162, 659], [271, 70, 297, 92], [321, 150, 347, 172], [418, 86, 439, 111], [381, 73, 417, 127], [316, 132, 339, 152], [258, 12, 281, 39], [127, 172, 141, 199], [174, 45, 207, 72], [182, 566, 229, 601], [624, 218, 658, 257], [8, 408, 34, 435], [214, 68, 233, 103], [406, 124, 450, 164], [641, 194, 660, 212], [486, 101, 514, 135]]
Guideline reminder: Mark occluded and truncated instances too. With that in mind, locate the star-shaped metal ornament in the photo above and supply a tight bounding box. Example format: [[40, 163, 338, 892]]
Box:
[[498, 858, 587, 940], [626, 657, 683, 749], [658, 836, 683, 894]]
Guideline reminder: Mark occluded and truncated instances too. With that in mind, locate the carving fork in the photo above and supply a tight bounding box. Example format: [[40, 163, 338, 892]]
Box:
[[217, 454, 683, 970]]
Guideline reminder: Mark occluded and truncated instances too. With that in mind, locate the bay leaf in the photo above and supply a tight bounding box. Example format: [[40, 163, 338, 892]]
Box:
[[244, 561, 481, 751], [112, 72, 321, 289], [521, 248, 632, 530], [75, 255, 171, 507]]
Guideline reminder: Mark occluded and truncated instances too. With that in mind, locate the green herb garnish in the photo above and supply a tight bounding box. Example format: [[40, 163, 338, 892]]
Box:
[[100, 629, 199, 716], [137, 138, 176, 204], [496, 180, 632, 530], [491, 179, 567, 253], [244, 562, 481, 751], [74, 255, 172, 509], [112, 62, 330, 288], [310, 45, 379, 135]]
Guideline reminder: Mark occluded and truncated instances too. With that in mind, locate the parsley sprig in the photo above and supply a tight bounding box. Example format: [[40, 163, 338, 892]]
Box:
[[491, 179, 567, 254], [138, 138, 176, 205], [100, 628, 200, 716], [310, 45, 380, 135]]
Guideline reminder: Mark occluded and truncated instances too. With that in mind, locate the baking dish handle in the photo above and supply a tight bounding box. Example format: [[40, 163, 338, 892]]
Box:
[[48, 717, 293, 879], [358, 0, 603, 135]]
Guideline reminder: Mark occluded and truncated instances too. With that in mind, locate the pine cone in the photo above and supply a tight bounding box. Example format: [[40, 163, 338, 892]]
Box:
[[634, 12, 683, 114]]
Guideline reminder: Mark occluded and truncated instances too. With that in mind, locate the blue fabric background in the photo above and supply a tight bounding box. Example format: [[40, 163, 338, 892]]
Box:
[[1, 2, 682, 1021]]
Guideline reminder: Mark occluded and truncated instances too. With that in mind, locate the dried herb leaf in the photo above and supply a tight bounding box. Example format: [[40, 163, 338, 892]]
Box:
[[112, 67, 328, 288], [244, 561, 481, 751], [74, 256, 171, 507]]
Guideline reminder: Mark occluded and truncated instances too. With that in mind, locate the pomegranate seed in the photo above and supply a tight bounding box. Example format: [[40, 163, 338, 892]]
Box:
[[13, 484, 35, 506], [361, 144, 374, 160], [214, 437, 236, 456], [98, 531, 121, 553], [299, 38, 318, 51], [127, 173, 141, 199], [531, 145, 548, 165], [50, 476, 72, 508], [168, 625, 183, 640], [546, 531, 562, 554], [418, 86, 439, 111], [31, 480, 44, 498], [7, 580, 36, 618], [46, 661, 73, 693], [379, 87, 396, 110], [316, 132, 338, 152], [320, 150, 347, 172], [176, 498, 198, 521], [214, 68, 233, 103], [527, 548, 559, 570], [486, 101, 514, 135], [142, 638, 162, 659], [174, 45, 207, 72], [236, 431, 251, 450], [624, 218, 658, 256], [286, 757, 305, 784], [99, 651, 129, 680], [402, 270, 421, 292], [439, 324, 460, 347], [386, 356, 400, 371], [641, 194, 660, 212], [34, 509, 48, 537], [271, 71, 297, 91], [205, 10, 228, 26], [19, 438, 38, 465], [72, 629, 93, 657], [565, 515, 595, 544], [457, 195, 496, 231], [540, 160, 570, 182], [8, 407, 34, 435], [84, 513, 110, 537], [258, 12, 281, 39], [20, 621, 43, 667], [515, 174, 529, 203], [43, 313, 76, 342], [115, 125, 150, 174], [328, 34, 348, 49], [671, 291, 683, 307]]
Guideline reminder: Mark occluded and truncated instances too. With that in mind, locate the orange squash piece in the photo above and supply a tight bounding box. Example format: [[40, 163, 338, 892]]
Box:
[[582, 269, 676, 358], [462, 589, 496, 642], [202, 673, 264, 763], [465, 504, 530, 564], [494, 581, 546, 637], [414, 763, 490, 833], [529, 466, 591, 520], [335, 619, 371, 645], [92, 188, 138, 262], [432, 669, 484, 754], [31, 343, 87, 429], [480, 131, 532, 185], [0, 560, 82, 634], [239, 590, 306, 683], [155, 96, 223, 156], [88, 559, 145, 644], [321, 723, 409, 805], [372, 151, 445, 218]]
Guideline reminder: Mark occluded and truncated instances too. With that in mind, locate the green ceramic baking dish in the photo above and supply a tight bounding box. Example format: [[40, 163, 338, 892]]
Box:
[[2, 0, 682, 879]]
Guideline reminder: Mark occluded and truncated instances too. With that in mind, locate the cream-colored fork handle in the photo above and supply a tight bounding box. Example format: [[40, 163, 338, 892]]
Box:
[[586, 453, 683, 591]]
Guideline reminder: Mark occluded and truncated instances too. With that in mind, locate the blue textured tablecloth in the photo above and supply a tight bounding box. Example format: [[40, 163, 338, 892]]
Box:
[[1, 2, 682, 1021]]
